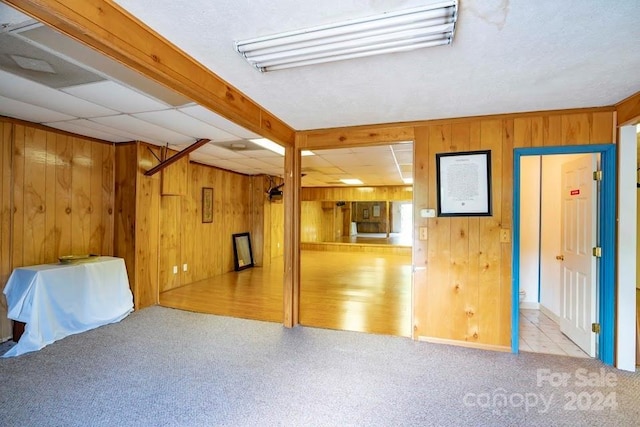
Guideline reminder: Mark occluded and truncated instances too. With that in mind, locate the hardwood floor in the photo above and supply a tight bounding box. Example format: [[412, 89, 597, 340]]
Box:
[[160, 250, 412, 337]]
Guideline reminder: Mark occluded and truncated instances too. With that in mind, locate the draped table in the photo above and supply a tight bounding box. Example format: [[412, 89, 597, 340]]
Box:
[[2, 256, 133, 357]]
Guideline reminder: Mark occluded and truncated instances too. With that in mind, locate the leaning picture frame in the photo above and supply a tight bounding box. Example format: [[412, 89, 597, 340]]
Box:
[[232, 232, 254, 271], [436, 150, 492, 217]]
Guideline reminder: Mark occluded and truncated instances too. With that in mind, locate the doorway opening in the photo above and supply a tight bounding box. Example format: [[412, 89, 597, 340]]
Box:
[[512, 144, 616, 366], [518, 153, 599, 358]]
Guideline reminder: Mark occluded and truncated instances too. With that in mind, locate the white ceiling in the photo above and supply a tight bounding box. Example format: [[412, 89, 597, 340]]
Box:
[[1, 1, 639, 187]]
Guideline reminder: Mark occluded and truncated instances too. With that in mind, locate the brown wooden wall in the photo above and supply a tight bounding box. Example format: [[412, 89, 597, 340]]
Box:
[[301, 201, 323, 242], [1, 122, 13, 339], [1, 119, 115, 338], [301, 109, 615, 349], [301, 185, 412, 201], [157, 159, 255, 293], [412, 111, 615, 348]]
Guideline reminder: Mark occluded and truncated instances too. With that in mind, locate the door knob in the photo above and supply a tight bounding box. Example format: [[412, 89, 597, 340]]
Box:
[[555, 255, 564, 261]]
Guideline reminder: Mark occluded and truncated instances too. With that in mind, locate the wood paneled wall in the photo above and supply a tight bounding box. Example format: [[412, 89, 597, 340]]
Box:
[[302, 109, 615, 349], [1, 122, 13, 340], [301, 185, 412, 201], [301, 201, 323, 242], [412, 111, 614, 348], [1, 119, 115, 339], [157, 160, 254, 293]]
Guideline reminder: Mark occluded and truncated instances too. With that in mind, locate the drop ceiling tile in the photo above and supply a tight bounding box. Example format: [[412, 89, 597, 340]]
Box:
[[314, 148, 355, 155], [0, 69, 116, 117], [62, 80, 169, 113], [393, 151, 413, 164], [196, 143, 247, 159], [66, 119, 147, 142], [207, 159, 248, 172], [259, 157, 285, 167], [0, 94, 75, 122], [179, 104, 260, 139], [306, 167, 345, 175], [133, 109, 238, 141], [301, 156, 333, 167], [43, 120, 128, 142], [90, 115, 193, 145], [391, 142, 413, 152], [234, 158, 272, 169]]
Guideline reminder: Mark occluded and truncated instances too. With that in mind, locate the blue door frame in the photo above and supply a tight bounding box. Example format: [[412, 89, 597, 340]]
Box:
[[512, 144, 616, 366]]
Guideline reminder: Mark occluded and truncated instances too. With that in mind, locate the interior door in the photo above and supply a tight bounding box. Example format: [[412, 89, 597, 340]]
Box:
[[559, 154, 597, 356]]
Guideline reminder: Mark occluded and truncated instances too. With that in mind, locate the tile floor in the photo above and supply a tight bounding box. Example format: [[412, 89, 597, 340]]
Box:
[[519, 309, 589, 358]]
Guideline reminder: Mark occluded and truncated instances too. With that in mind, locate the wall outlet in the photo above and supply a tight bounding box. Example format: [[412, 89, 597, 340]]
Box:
[[173, 265, 178, 274], [183, 263, 188, 272], [500, 229, 511, 243], [419, 227, 428, 240]]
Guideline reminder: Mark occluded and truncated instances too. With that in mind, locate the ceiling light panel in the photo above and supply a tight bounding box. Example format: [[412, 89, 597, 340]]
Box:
[[133, 110, 238, 142], [235, 1, 457, 72], [62, 81, 169, 113], [0, 94, 74, 123], [43, 120, 129, 142], [179, 105, 261, 139], [90, 115, 193, 145], [0, 69, 116, 117]]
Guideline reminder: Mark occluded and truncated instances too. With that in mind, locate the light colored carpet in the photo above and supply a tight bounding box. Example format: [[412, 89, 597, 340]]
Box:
[[0, 306, 638, 426]]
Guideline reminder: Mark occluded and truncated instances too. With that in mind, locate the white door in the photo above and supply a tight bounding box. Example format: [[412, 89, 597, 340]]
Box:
[[559, 154, 597, 357]]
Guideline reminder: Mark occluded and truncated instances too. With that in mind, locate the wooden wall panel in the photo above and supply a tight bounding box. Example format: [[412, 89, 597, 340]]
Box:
[[159, 195, 181, 292], [162, 161, 254, 287], [114, 143, 137, 294], [411, 110, 614, 349], [301, 201, 323, 242], [1, 122, 12, 340], [161, 153, 188, 196], [301, 185, 412, 202], [1, 120, 115, 338], [135, 143, 161, 308], [270, 202, 284, 258], [55, 133, 72, 257]]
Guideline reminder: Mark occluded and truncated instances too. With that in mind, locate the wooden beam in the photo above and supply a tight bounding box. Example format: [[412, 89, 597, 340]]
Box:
[[283, 138, 301, 328], [4, 0, 295, 146], [616, 91, 640, 126], [143, 138, 209, 176]]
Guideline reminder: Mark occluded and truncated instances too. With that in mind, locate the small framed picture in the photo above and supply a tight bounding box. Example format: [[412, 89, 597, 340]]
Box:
[[202, 187, 213, 223]]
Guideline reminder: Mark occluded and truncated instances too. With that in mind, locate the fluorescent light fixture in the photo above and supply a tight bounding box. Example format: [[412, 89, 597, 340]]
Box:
[[340, 178, 363, 185], [250, 138, 285, 156], [403, 177, 413, 184], [235, 1, 458, 72], [251, 139, 316, 157]]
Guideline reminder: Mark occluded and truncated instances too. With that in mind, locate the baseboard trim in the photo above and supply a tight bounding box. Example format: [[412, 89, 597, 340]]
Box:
[[418, 336, 511, 353], [540, 305, 560, 325], [520, 302, 540, 310]]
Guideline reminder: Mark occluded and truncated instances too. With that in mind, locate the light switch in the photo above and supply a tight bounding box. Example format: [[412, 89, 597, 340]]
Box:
[[420, 208, 436, 218], [173, 265, 178, 274], [183, 263, 188, 272]]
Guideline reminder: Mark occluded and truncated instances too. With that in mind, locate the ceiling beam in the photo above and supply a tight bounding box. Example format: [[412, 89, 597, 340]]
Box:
[[616, 91, 640, 126], [3, 0, 295, 146], [144, 138, 210, 176]]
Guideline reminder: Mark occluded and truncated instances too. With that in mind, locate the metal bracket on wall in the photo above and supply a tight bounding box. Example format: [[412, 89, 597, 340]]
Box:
[[144, 138, 210, 176]]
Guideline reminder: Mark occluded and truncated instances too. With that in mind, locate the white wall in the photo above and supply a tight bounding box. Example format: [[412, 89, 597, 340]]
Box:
[[519, 156, 541, 307], [539, 154, 583, 318], [617, 126, 637, 371]]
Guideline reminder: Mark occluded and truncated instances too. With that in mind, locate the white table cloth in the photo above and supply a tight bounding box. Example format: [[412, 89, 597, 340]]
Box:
[[3, 256, 134, 357]]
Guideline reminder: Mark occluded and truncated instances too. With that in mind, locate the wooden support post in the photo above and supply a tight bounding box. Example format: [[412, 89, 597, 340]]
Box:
[[283, 137, 301, 328]]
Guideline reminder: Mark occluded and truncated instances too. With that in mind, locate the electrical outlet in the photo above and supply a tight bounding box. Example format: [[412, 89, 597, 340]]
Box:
[[183, 263, 188, 272], [419, 227, 428, 241], [173, 265, 178, 274], [500, 229, 511, 243]]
